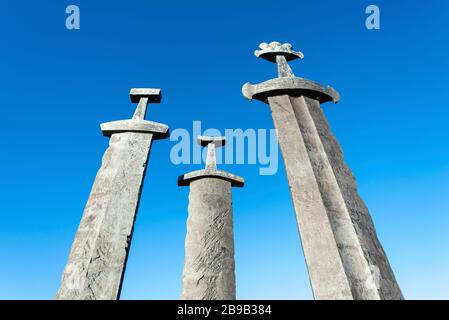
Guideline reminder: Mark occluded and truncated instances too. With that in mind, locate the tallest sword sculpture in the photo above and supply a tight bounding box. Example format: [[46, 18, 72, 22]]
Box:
[[242, 42, 403, 300]]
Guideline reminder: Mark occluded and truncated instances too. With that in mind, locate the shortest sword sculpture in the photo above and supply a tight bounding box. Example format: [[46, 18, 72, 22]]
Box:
[[57, 88, 169, 300], [178, 136, 244, 300]]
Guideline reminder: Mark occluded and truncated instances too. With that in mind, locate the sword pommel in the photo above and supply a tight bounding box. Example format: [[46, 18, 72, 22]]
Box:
[[129, 88, 162, 104], [255, 41, 304, 63]]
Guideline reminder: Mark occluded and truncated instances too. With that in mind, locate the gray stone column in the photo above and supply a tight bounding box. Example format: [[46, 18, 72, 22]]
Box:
[[242, 42, 403, 300], [56, 89, 169, 300], [178, 136, 244, 300]]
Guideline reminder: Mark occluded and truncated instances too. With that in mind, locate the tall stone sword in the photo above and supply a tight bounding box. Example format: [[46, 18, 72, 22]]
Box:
[[56, 88, 169, 300], [242, 42, 403, 300], [178, 136, 244, 300]]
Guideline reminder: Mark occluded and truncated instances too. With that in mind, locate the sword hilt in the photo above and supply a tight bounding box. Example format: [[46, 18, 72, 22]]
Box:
[[197, 136, 226, 170], [129, 88, 162, 120]]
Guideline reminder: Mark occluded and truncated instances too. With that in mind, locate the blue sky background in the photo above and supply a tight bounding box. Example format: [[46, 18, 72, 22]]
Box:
[[1, 0, 448, 299]]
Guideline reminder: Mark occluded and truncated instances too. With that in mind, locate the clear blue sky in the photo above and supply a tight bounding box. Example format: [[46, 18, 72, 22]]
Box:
[[1, 0, 448, 300]]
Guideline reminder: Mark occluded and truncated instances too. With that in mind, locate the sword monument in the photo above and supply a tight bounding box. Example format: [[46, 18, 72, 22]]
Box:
[[242, 41, 403, 300], [57, 88, 169, 300]]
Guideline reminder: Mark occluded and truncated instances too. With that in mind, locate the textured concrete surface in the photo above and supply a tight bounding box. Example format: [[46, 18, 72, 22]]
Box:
[[181, 178, 236, 300], [243, 42, 403, 300], [100, 119, 168, 138], [255, 41, 304, 62], [179, 136, 243, 300], [242, 76, 340, 104], [178, 169, 244, 188], [56, 132, 153, 300], [268, 94, 354, 299], [301, 96, 403, 299], [57, 89, 168, 300]]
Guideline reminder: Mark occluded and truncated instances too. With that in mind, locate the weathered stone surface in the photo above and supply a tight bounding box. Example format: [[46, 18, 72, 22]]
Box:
[[243, 42, 403, 300], [268, 94, 354, 299], [181, 178, 236, 300], [301, 96, 403, 299], [242, 76, 340, 104], [178, 136, 243, 300], [57, 88, 168, 300], [255, 41, 304, 62], [56, 132, 153, 300], [178, 169, 244, 187], [129, 88, 161, 103], [197, 136, 226, 147], [100, 119, 168, 138]]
